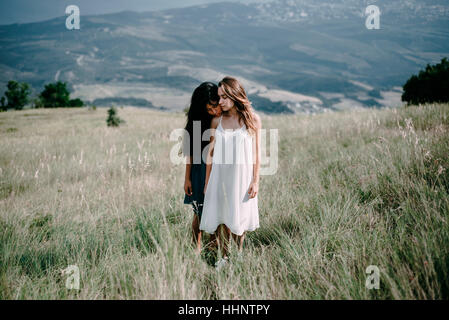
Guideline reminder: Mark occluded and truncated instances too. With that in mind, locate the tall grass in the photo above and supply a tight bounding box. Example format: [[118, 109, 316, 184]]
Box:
[[0, 104, 448, 299]]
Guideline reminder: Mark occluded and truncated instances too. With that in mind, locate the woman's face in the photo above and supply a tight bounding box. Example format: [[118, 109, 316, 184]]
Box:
[[206, 100, 221, 116], [218, 86, 234, 112]]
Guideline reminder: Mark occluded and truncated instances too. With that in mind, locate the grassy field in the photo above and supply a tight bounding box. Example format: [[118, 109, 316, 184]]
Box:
[[0, 104, 448, 299]]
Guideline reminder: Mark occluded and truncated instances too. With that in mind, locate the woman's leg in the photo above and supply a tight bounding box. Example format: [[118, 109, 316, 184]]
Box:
[[231, 232, 245, 251], [217, 227, 245, 257], [192, 213, 202, 253], [237, 232, 245, 251], [217, 224, 231, 258], [206, 232, 218, 251]]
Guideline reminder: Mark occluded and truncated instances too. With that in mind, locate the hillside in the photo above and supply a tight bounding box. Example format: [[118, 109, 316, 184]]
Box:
[[0, 104, 448, 299], [1, 0, 449, 113]]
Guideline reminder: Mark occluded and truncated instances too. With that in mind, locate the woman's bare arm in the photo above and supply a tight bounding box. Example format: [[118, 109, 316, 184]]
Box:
[[204, 117, 220, 194], [184, 156, 192, 195], [249, 113, 262, 198]]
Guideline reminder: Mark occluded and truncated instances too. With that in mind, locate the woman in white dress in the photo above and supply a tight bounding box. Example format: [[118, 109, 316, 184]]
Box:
[[200, 76, 261, 266]]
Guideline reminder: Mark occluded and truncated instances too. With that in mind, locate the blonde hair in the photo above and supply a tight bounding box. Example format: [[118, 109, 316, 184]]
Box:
[[218, 76, 257, 136]]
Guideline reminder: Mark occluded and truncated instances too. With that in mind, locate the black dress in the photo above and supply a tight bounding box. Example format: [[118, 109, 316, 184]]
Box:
[[183, 136, 209, 219], [184, 160, 206, 219]]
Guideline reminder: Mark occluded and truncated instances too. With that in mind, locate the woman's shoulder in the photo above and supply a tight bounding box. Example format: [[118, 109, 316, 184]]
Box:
[[211, 116, 221, 129]]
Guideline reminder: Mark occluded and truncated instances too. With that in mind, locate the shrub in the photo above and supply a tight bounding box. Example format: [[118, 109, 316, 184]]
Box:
[[68, 98, 84, 108], [2, 81, 31, 110], [32, 97, 44, 109], [0, 97, 6, 112], [38, 82, 85, 108], [402, 57, 449, 105], [39, 82, 70, 108], [106, 107, 125, 127]]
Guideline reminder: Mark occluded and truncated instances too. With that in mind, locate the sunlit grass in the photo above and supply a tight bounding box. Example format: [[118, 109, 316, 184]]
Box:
[[0, 104, 448, 299]]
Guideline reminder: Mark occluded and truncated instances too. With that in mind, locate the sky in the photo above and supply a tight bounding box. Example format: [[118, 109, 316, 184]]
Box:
[[0, 0, 255, 25]]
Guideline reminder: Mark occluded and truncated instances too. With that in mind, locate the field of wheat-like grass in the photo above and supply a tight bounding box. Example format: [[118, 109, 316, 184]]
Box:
[[0, 104, 448, 299]]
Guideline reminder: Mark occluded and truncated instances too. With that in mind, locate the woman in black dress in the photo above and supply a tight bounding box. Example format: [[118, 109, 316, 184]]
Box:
[[183, 82, 221, 253]]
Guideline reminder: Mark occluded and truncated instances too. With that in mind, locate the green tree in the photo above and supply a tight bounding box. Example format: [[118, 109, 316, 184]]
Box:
[[32, 97, 44, 109], [0, 96, 6, 112], [106, 107, 125, 127], [39, 81, 70, 108], [69, 98, 84, 107], [2, 80, 31, 110], [402, 57, 449, 105], [38, 81, 85, 108]]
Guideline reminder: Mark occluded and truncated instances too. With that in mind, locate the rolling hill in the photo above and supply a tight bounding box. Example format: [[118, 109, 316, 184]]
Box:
[[1, 0, 449, 113]]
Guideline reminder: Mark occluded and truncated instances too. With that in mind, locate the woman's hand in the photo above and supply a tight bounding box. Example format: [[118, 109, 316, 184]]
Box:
[[248, 181, 259, 199], [184, 179, 192, 196]]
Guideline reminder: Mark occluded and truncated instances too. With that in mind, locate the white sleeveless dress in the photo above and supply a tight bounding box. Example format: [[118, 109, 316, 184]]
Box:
[[200, 116, 259, 236]]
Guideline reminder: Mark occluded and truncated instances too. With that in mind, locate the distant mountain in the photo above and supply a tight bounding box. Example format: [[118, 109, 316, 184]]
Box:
[[1, 0, 448, 113]]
